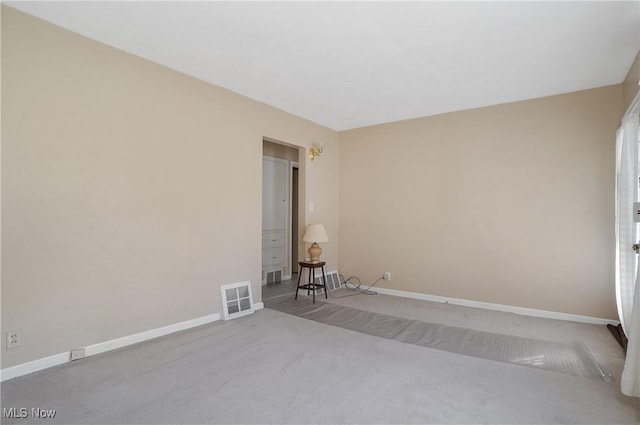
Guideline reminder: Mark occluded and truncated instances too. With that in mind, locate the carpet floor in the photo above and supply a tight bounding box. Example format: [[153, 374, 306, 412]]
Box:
[[266, 296, 610, 380], [1, 288, 639, 424]]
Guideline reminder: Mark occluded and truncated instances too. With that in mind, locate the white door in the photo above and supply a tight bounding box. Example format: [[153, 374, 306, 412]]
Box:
[[262, 157, 288, 231]]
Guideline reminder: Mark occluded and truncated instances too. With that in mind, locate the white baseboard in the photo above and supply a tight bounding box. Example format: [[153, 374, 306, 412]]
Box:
[[254, 302, 264, 310], [0, 312, 220, 382], [373, 287, 619, 326], [0, 352, 69, 382], [84, 313, 220, 357]]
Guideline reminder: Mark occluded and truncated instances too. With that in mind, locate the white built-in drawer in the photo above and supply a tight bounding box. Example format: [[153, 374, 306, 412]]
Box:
[[262, 231, 285, 248], [262, 247, 285, 267]]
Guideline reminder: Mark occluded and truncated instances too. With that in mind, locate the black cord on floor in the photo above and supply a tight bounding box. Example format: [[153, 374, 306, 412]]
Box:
[[326, 274, 381, 298]]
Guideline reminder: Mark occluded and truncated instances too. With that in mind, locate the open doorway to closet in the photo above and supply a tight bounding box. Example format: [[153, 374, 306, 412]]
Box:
[[262, 138, 302, 286]]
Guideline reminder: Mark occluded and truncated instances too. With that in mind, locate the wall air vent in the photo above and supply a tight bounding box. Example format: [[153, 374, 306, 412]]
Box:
[[313, 270, 342, 294], [266, 269, 282, 284], [221, 281, 254, 321]]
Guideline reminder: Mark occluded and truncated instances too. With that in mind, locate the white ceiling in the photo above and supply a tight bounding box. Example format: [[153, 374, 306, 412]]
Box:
[[7, 1, 640, 131]]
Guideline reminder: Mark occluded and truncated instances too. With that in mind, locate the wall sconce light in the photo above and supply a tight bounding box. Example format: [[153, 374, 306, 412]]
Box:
[[309, 142, 325, 161]]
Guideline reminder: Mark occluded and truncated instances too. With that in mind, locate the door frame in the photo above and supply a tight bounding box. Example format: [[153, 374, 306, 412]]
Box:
[[290, 161, 299, 274]]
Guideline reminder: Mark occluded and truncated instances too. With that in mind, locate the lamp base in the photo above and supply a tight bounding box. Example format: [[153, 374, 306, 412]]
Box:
[[308, 243, 322, 263]]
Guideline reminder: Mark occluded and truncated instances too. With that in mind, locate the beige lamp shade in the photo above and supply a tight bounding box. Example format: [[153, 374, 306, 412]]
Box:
[[302, 224, 329, 243], [302, 224, 329, 263]]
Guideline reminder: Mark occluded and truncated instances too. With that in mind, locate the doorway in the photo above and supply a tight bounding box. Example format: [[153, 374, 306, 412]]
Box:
[[262, 139, 302, 285]]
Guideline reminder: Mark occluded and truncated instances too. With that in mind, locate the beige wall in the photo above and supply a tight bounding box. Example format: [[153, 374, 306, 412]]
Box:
[[339, 86, 623, 319], [263, 139, 299, 162], [2, 4, 629, 370], [623, 51, 640, 112], [1, 6, 339, 368]]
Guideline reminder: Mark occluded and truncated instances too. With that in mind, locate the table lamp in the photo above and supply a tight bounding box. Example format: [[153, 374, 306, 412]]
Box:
[[302, 224, 329, 263]]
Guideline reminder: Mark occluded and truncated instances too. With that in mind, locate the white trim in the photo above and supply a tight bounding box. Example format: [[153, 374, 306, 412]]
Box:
[[373, 287, 619, 326], [0, 313, 220, 382], [254, 302, 265, 310], [85, 313, 220, 356], [0, 352, 69, 382]]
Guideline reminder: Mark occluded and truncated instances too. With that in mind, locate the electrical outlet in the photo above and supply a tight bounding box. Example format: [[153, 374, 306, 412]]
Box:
[[383, 272, 392, 281], [6, 330, 21, 349]]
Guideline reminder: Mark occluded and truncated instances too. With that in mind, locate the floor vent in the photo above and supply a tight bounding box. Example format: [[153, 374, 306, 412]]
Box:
[[266, 269, 282, 284], [221, 281, 255, 320], [313, 270, 341, 294]]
